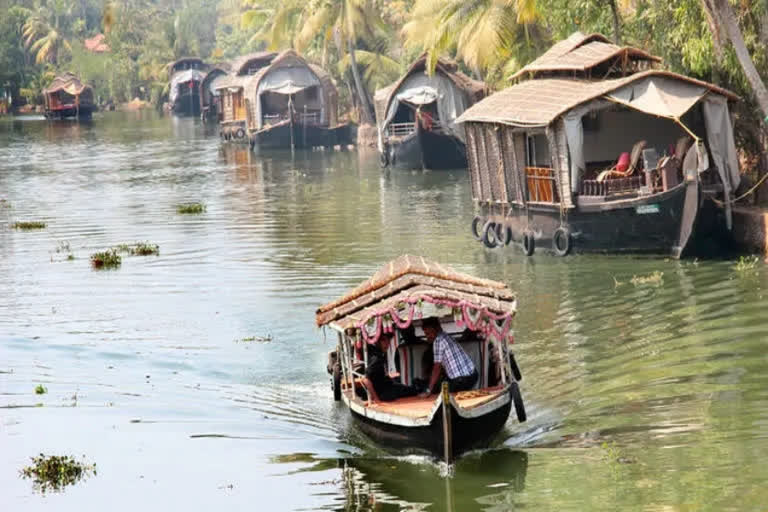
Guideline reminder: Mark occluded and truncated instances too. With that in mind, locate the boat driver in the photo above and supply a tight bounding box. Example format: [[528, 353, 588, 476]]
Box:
[[420, 317, 478, 396], [363, 332, 419, 404]]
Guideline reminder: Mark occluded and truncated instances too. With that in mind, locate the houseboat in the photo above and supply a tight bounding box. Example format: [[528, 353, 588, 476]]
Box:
[[375, 55, 487, 170], [456, 32, 741, 257], [317, 255, 526, 461], [200, 65, 230, 122], [242, 50, 350, 149], [217, 52, 276, 142], [42, 73, 95, 120], [168, 57, 207, 116]]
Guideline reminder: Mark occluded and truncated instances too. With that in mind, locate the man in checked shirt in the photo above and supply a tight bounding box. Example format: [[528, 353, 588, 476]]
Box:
[[419, 316, 478, 396]]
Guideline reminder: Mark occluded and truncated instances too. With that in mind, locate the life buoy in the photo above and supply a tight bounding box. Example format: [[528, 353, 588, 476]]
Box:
[[552, 227, 571, 257], [471, 216, 484, 241], [522, 230, 535, 256], [482, 220, 498, 249], [510, 381, 526, 422], [235, 128, 245, 139]]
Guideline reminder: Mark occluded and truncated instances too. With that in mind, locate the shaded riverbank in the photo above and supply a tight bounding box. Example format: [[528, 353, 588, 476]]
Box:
[[2, 113, 767, 510]]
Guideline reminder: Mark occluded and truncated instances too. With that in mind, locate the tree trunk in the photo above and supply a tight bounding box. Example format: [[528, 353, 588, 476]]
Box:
[[347, 36, 374, 125], [607, 0, 621, 45]]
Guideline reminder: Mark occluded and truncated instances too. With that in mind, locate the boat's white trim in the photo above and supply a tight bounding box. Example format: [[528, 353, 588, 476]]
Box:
[[450, 386, 511, 419]]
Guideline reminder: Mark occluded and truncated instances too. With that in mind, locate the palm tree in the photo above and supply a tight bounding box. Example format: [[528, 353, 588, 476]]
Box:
[[22, 0, 74, 64], [402, 0, 540, 77]]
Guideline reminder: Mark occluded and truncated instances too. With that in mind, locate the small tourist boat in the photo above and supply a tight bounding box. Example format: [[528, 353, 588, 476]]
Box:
[[374, 55, 487, 170], [317, 255, 526, 461], [168, 57, 207, 116], [42, 73, 95, 120], [456, 32, 742, 257]]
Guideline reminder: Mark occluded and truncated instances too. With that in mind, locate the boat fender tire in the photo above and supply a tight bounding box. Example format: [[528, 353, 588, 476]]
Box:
[[379, 149, 389, 167], [552, 227, 571, 257], [509, 352, 522, 381], [482, 220, 498, 249], [235, 128, 245, 140], [471, 216, 484, 241], [510, 381, 526, 422], [332, 363, 341, 401], [497, 223, 513, 246], [522, 230, 535, 256]]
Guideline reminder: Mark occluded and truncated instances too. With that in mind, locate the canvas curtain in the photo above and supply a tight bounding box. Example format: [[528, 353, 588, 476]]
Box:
[[169, 69, 205, 105], [255, 66, 323, 129]]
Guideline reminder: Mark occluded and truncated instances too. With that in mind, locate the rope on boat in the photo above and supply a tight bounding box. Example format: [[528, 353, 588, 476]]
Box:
[[711, 170, 768, 206]]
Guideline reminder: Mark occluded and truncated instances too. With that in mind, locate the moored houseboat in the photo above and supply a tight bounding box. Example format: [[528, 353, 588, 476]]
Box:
[[216, 52, 277, 142], [375, 55, 487, 170], [242, 50, 350, 150], [456, 32, 741, 257], [317, 255, 526, 460], [42, 73, 95, 120], [168, 57, 207, 116], [200, 65, 230, 122]]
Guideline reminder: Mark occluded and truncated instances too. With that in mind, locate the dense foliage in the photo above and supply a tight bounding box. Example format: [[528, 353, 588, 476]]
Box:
[[1, 0, 766, 165]]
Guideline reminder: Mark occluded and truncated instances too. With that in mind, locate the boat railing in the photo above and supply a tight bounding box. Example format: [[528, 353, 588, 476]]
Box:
[[387, 122, 416, 137], [298, 111, 320, 125], [580, 175, 644, 197], [525, 167, 560, 203]]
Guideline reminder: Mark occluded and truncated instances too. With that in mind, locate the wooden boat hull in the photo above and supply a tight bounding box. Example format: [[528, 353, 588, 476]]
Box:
[[251, 121, 352, 149], [172, 89, 202, 117], [480, 180, 710, 256], [386, 130, 467, 170], [44, 106, 94, 120], [345, 393, 512, 458]]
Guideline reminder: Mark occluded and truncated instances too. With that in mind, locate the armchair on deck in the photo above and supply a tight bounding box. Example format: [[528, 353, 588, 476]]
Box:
[[596, 140, 647, 182]]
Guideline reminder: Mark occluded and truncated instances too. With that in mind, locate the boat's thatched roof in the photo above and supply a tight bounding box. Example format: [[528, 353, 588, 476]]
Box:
[[168, 57, 205, 73], [231, 51, 278, 76], [43, 73, 91, 96], [456, 69, 738, 128], [316, 255, 515, 329], [374, 54, 488, 124], [213, 74, 251, 92], [202, 66, 229, 86], [509, 32, 660, 80]]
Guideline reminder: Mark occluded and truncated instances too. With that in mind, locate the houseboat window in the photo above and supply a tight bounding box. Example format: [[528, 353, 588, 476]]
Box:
[[525, 133, 551, 167], [525, 132, 558, 203]]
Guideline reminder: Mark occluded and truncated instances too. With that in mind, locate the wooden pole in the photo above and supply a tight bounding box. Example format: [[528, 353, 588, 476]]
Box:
[[441, 381, 453, 465]]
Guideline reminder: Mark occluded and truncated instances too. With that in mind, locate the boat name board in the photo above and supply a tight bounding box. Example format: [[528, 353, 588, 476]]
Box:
[[635, 204, 660, 214]]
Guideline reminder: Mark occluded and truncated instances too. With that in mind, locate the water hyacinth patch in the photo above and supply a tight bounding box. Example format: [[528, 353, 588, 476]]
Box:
[[20, 454, 96, 493], [13, 221, 46, 230], [176, 202, 206, 214], [114, 242, 159, 256], [90, 249, 122, 269]]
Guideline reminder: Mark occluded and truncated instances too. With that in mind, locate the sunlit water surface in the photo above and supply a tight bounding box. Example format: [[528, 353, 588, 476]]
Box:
[[1, 113, 767, 511]]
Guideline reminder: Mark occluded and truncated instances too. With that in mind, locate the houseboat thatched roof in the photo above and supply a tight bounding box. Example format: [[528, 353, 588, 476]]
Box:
[[509, 32, 660, 80], [374, 54, 487, 123], [43, 73, 91, 96], [213, 74, 251, 92], [316, 255, 515, 329], [457, 69, 739, 128], [231, 51, 278, 75], [168, 57, 205, 73]]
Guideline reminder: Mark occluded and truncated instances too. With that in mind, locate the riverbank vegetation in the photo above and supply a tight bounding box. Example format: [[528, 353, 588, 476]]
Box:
[[1, 0, 766, 195]]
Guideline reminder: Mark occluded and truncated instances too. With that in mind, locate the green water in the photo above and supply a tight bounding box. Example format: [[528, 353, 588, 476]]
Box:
[[1, 113, 766, 511]]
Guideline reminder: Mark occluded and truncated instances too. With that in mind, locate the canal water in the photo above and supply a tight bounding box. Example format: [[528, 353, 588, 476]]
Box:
[[1, 113, 767, 511]]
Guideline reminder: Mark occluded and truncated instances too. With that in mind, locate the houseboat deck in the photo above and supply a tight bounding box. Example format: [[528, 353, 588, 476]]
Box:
[[352, 387, 503, 419]]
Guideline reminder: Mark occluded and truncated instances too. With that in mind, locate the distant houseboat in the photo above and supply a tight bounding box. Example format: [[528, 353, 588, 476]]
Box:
[[200, 66, 230, 123], [168, 57, 207, 116], [456, 32, 741, 257], [216, 52, 277, 142], [243, 50, 349, 150], [42, 73, 95, 120], [375, 55, 487, 170]]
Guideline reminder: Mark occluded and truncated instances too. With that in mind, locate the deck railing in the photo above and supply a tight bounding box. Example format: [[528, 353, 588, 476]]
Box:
[[580, 175, 644, 196], [387, 122, 416, 137], [526, 167, 559, 203]]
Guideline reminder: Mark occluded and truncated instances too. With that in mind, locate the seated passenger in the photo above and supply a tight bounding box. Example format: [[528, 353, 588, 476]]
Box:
[[363, 332, 419, 404], [420, 317, 478, 395]]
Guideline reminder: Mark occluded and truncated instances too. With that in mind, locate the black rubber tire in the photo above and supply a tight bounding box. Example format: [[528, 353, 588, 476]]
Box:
[[522, 230, 535, 256], [482, 220, 498, 249], [471, 216, 484, 241], [509, 352, 522, 381], [497, 223, 513, 246], [510, 381, 526, 422], [552, 227, 571, 257], [235, 128, 245, 139], [332, 363, 341, 401], [379, 150, 388, 167]]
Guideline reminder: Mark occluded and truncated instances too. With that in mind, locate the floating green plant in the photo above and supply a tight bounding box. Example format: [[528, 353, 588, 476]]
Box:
[[235, 335, 273, 344], [733, 255, 759, 273], [114, 242, 159, 256], [20, 454, 96, 493], [630, 271, 664, 286], [13, 221, 46, 230], [34, 384, 47, 395], [176, 202, 206, 214], [90, 249, 121, 269]]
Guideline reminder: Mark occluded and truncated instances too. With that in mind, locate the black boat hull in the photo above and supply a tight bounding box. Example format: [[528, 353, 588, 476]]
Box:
[[386, 130, 467, 170], [251, 122, 353, 149], [44, 106, 94, 120], [349, 399, 512, 458]]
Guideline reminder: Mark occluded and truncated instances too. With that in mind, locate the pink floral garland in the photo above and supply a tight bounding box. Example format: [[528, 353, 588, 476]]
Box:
[[356, 294, 515, 345]]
